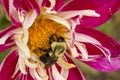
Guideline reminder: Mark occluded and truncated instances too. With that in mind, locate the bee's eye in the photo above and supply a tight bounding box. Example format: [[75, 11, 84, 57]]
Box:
[[49, 34, 56, 44], [49, 34, 65, 44], [57, 37, 65, 42]]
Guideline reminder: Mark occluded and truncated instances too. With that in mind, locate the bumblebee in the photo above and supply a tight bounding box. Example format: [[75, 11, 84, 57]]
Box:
[[40, 35, 66, 68]]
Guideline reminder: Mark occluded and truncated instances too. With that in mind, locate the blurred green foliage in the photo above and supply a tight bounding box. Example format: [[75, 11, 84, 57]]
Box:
[[0, 3, 120, 80], [0, 4, 11, 62]]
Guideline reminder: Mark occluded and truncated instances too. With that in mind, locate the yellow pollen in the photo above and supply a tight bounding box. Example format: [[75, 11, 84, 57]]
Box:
[[28, 17, 67, 57]]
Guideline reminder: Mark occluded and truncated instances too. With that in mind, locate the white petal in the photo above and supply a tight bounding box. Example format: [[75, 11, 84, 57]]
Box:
[[18, 10, 25, 23], [66, 41, 80, 58], [23, 10, 37, 29], [15, 35, 30, 58], [61, 68, 69, 80], [33, 69, 43, 80], [0, 33, 12, 44], [9, 0, 19, 22], [29, 69, 36, 79], [18, 57, 27, 74], [58, 10, 100, 19], [93, 44, 111, 62], [37, 65, 48, 80], [31, 53, 40, 62], [48, 0, 56, 10], [45, 15, 71, 30], [22, 29, 29, 45], [51, 65, 65, 80], [75, 33, 101, 45], [75, 42, 88, 60], [25, 59, 38, 68]]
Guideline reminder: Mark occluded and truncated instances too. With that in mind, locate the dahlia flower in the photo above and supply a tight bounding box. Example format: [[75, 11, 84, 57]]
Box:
[[0, 0, 120, 80]]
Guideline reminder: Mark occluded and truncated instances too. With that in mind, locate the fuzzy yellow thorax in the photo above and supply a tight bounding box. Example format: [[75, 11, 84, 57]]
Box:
[[28, 17, 67, 57]]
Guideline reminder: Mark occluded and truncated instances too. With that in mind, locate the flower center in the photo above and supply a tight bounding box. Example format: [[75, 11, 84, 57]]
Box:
[[27, 16, 67, 66]]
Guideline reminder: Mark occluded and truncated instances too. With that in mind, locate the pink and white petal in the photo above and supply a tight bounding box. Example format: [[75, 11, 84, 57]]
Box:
[[65, 54, 86, 80], [1, 0, 40, 26], [0, 49, 19, 80], [75, 42, 120, 72], [9, 0, 21, 26], [23, 10, 37, 29], [67, 67, 85, 80], [18, 69, 35, 80], [61, 0, 120, 28], [0, 42, 15, 53], [0, 25, 18, 37], [37, 0, 43, 9], [54, 0, 65, 11], [75, 28, 120, 72], [1, 0, 21, 26], [51, 65, 66, 80], [83, 57, 120, 72], [13, 0, 40, 14], [75, 28, 120, 57]]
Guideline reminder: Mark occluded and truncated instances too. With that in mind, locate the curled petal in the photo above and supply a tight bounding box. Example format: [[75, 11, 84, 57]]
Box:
[[84, 57, 120, 72], [0, 32, 13, 45], [24, 59, 38, 68], [37, 66, 49, 80], [0, 26, 18, 37], [65, 54, 86, 80], [46, 15, 71, 30], [75, 28, 120, 57], [1, 0, 40, 26], [51, 65, 66, 80], [15, 35, 30, 58], [18, 70, 34, 80], [0, 42, 15, 53], [75, 42, 89, 60], [61, 0, 120, 28], [75, 28, 120, 71], [18, 57, 27, 74], [0, 49, 18, 80], [23, 10, 37, 29], [33, 69, 43, 80], [57, 10, 100, 20]]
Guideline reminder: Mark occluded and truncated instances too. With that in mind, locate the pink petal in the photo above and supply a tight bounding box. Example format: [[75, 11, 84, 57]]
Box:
[[75, 28, 120, 72], [0, 26, 16, 52], [42, 0, 65, 11], [75, 28, 120, 57], [84, 57, 120, 72], [54, 0, 65, 11], [49, 55, 85, 80], [13, 0, 40, 14], [66, 55, 85, 80], [0, 49, 19, 80], [18, 70, 35, 80], [0, 25, 17, 37], [42, 0, 50, 7], [1, 0, 40, 26], [0, 42, 15, 53], [61, 0, 120, 28]]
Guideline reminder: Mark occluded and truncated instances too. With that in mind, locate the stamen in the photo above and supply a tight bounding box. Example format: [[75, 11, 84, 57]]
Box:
[[28, 17, 67, 57]]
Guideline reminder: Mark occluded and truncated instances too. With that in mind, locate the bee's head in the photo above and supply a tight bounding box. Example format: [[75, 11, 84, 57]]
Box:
[[40, 35, 66, 68]]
